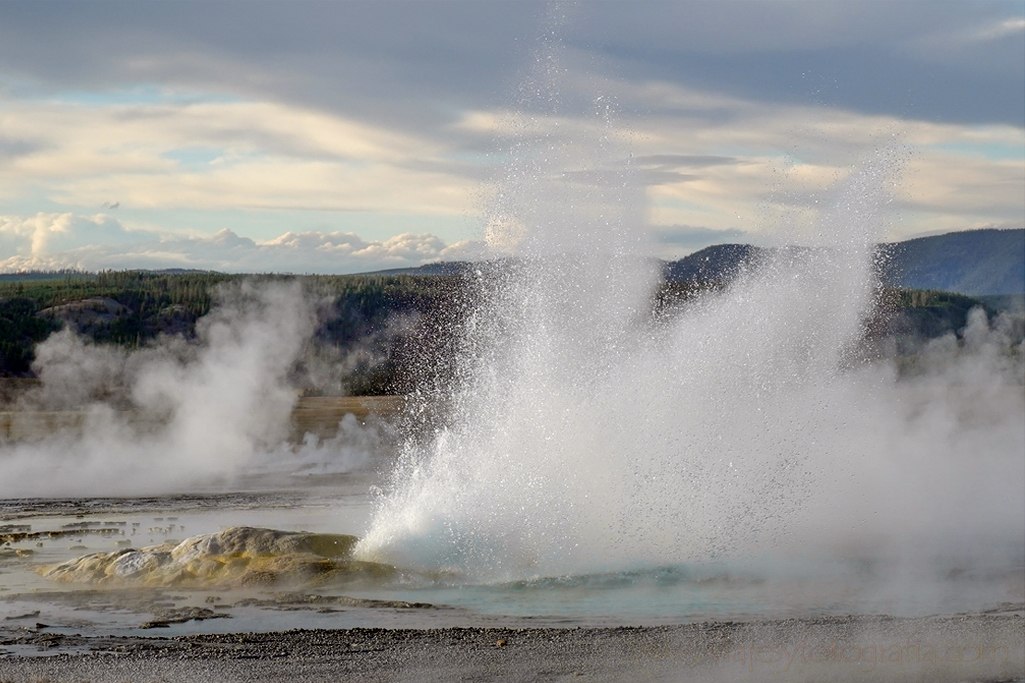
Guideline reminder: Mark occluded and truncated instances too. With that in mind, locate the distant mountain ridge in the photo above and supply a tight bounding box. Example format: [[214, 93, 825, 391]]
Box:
[[359, 262, 470, 277], [877, 229, 1024, 295], [665, 229, 1025, 295], [662, 243, 764, 286], [375, 228, 1024, 296]]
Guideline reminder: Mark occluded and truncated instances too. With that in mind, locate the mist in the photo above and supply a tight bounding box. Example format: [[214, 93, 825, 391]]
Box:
[[358, 248, 1024, 581], [786, 307, 1025, 581], [0, 280, 387, 497]]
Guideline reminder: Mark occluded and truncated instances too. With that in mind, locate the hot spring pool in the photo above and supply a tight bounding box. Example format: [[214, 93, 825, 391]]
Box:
[[3, 464, 1021, 641]]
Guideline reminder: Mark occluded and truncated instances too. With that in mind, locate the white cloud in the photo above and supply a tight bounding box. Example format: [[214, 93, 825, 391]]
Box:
[[972, 17, 1025, 42], [558, 73, 1025, 242], [0, 4, 1020, 262], [7, 67, 1018, 261], [915, 16, 1025, 49], [0, 213, 476, 273], [0, 95, 478, 216]]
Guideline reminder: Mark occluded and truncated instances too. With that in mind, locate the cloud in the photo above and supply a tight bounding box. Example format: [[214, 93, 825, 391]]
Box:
[[0, 213, 150, 263], [631, 155, 743, 169], [0, 213, 476, 273], [653, 225, 752, 251], [0, 95, 477, 216], [568, 2, 1024, 127], [560, 168, 699, 187], [0, 1, 1020, 260], [0, 1, 535, 138], [0, 136, 41, 160], [6, 62, 1019, 259], [965, 17, 1025, 43], [898, 154, 1025, 218], [0, 1, 1019, 131]]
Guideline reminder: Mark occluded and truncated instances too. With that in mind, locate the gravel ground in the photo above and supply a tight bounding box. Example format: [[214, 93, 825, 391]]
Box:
[[1, 613, 1023, 682]]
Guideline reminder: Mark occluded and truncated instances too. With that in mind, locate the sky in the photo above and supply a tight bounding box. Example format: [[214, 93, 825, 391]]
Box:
[[0, 0, 1022, 274]]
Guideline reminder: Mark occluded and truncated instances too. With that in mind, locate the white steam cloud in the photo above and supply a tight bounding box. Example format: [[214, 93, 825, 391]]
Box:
[[358, 243, 1024, 595], [354, 42, 1024, 605], [0, 280, 386, 497]]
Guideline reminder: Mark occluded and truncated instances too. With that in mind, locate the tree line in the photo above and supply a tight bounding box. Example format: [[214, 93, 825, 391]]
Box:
[[0, 269, 998, 391], [0, 271, 465, 393]]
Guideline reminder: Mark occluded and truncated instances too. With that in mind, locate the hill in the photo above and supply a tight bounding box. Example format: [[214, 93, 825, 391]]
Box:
[[662, 244, 764, 286], [662, 229, 1025, 297], [1, 228, 1021, 385], [361, 262, 473, 277], [878, 228, 1024, 295]]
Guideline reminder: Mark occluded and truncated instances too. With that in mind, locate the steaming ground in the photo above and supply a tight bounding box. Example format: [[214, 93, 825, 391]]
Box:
[[0, 281, 394, 498]]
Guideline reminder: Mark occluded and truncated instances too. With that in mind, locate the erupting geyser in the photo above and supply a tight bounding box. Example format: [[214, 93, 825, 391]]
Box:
[[355, 38, 1025, 586]]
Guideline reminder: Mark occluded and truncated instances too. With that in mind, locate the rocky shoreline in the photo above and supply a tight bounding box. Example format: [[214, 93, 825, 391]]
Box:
[[2, 612, 1023, 682]]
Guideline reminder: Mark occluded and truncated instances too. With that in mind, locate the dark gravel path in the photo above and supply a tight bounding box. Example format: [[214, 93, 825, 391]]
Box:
[[1, 613, 1023, 682]]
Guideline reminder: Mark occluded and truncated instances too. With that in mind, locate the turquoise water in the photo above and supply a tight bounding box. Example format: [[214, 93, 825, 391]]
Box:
[[347, 557, 1024, 626], [3, 472, 1021, 637]]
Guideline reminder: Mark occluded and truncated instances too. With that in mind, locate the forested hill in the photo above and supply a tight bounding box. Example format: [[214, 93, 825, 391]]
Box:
[[878, 228, 1024, 295], [0, 272, 462, 388], [664, 229, 1024, 295], [0, 228, 1020, 384], [662, 244, 763, 286], [0, 269, 1002, 385]]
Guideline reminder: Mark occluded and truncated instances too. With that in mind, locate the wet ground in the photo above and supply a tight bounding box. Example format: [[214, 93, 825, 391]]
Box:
[[1, 401, 1022, 681], [0, 486, 1022, 682], [2, 614, 1023, 682]]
